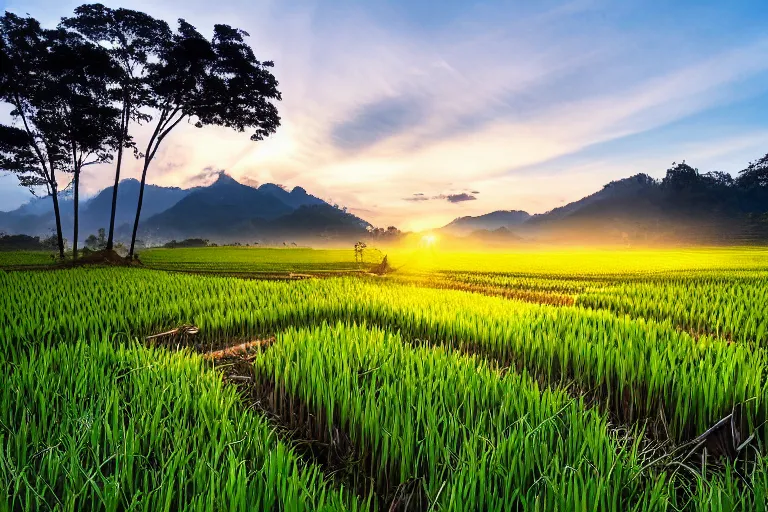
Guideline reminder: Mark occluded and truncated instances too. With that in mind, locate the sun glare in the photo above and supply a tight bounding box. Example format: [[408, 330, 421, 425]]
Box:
[[420, 234, 438, 248]]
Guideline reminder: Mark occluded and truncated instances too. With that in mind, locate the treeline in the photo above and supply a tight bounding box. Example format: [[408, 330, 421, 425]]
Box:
[[0, 4, 281, 261], [609, 157, 768, 194], [0, 233, 59, 251]]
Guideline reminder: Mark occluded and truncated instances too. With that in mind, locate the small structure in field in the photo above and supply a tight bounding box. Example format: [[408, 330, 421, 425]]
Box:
[[371, 255, 392, 275]]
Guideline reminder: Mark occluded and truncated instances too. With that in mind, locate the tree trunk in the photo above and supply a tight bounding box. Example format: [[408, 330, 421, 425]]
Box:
[[50, 181, 65, 259], [73, 169, 79, 261], [128, 108, 185, 259], [128, 159, 150, 259], [106, 104, 129, 251]]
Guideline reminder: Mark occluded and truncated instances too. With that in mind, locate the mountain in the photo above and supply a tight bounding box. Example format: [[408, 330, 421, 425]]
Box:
[[257, 183, 326, 209], [132, 173, 369, 243], [0, 180, 191, 238], [82, 179, 192, 234], [265, 204, 370, 237], [137, 173, 295, 239], [466, 226, 524, 243], [525, 174, 658, 226], [14, 194, 74, 217], [520, 173, 768, 243], [440, 210, 530, 235], [2, 172, 370, 244]]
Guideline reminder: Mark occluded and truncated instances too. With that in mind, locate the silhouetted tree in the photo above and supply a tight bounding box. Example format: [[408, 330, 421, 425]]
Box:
[[701, 171, 734, 188], [354, 241, 367, 262], [738, 153, 768, 188], [0, 13, 120, 260], [662, 161, 700, 191], [127, 19, 282, 258], [61, 4, 171, 251], [0, 14, 67, 258], [45, 27, 121, 260]]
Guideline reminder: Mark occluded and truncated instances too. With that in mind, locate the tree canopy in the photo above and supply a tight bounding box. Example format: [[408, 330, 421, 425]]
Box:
[[1, 12, 121, 258], [1, 5, 282, 261], [127, 17, 282, 257], [739, 153, 768, 188]]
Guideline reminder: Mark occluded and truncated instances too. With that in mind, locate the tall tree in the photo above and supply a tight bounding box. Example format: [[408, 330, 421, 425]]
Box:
[[0, 13, 68, 258], [127, 19, 282, 258], [61, 4, 171, 252], [0, 13, 121, 260], [39, 28, 121, 260]]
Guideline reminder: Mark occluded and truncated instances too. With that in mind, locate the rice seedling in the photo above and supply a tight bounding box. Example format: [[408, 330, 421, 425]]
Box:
[[2, 246, 767, 510], [0, 338, 365, 511]]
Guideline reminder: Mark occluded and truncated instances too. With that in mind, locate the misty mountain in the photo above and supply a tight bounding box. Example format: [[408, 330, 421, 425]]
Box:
[[83, 179, 192, 233], [2, 172, 370, 244], [257, 183, 326, 209], [466, 226, 524, 243], [440, 210, 530, 235], [521, 173, 768, 243], [130, 173, 369, 243], [266, 204, 370, 237], [13, 194, 74, 217], [137, 173, 295, 238], [0, 180, 191, 237], [527, 174, 658, 224]]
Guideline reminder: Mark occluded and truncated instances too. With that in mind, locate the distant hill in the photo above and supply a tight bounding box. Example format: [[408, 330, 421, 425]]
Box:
[[466, 226, 524, 244], [441, 210, 530, 235], [521, 171, 768, 243], [266, 204, 370, 238], [83, 179, 192, 234], [129, 172, 369, 243], [441, 168, 768, 244], [0, 180, 191, 238], [2, 172, 371, 245], [137, 173, 295, 239]]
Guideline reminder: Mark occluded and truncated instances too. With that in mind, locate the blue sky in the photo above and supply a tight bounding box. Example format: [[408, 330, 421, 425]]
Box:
[[2, 0, 768, 230]]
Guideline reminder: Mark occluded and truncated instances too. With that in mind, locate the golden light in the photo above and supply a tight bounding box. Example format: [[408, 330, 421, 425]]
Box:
[[420, 234, 438, 248]]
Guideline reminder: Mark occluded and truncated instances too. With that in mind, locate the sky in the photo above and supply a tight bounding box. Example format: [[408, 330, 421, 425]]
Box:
[[2, 0, 768, 231]]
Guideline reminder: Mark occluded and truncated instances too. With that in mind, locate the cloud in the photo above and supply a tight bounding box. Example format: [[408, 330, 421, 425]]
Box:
[[240, 175, 260, 188], [404, 191, 477, 203], [444, 193, 477, 203], [184, 167, 225, 187], [332, 95, 424, 151]]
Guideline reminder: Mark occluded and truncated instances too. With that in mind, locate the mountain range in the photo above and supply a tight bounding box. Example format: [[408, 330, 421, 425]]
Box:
[[441, 210, 530, 236], [440, 173, 768, 244], [0, 173, 370, 245], [3, 169, 767, 246]]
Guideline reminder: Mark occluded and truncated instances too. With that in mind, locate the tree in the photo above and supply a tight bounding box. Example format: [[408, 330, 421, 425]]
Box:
[[127, 19, 281, 258], [42, 27, 121, 260], [701, 171, 734, 188], [0, 13, 68, 258], [61, 4, 171, 251], [661, 161, 700, 191], [0, 13, 120, 260], [354, 241, 367, 262], [738, 153, 768, 188], [85, 227, 107, 250]]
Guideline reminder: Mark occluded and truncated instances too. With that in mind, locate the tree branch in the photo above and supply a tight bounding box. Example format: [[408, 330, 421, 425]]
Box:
[[148, 111, 186, 163], [12, 93, 52, 182]]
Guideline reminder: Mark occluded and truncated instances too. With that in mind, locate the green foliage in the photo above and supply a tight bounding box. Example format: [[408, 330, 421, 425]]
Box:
[[2, 247, 768, 509], [141, 246, 372, 273], [0, 339, 363, 511]]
